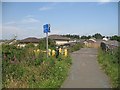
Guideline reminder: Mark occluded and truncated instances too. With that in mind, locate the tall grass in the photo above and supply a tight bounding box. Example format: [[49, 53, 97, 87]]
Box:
[[2, 44, 72, 88], [98, 48, 119, 88]]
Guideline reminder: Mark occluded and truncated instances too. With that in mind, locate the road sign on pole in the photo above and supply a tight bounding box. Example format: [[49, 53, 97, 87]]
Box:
[[43, 24, 50, 58]]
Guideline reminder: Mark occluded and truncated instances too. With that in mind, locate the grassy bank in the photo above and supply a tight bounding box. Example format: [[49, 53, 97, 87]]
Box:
[[2, 44, 72, 88], [97, 48, 119, 88]]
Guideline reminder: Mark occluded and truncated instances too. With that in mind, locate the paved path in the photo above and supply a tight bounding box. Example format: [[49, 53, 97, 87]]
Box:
[[61, 48, 111, 88]]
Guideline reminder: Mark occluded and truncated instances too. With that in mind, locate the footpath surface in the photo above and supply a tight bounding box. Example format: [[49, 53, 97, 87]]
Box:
[[61, 48, 111, 88]]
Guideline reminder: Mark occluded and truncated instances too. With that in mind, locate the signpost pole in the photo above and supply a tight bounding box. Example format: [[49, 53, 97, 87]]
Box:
[[43, 24, 50, 58], [46, 32, 48, 58]]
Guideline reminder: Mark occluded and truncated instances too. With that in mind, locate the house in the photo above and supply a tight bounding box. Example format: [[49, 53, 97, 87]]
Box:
[[17, 37, 40, 47], [83, 39, 103, 48], [0, 39, 17, 45], [103, 37, 108, 41], [83, 39, 96, 48], [48, 34, 70, 45], [0, 40, 5, 45]]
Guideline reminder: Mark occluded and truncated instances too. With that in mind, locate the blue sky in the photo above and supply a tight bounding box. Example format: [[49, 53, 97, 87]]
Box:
[[2, 2, 118, 39]]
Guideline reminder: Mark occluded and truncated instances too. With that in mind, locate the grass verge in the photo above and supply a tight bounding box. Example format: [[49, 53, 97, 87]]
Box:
[[97, 48, 119, 88]]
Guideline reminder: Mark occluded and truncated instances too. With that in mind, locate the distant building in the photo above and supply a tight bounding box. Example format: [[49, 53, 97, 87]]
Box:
[[48, 34, 70, 45], [0, 40, 5, 45], [17, 37, 40, 47], [84, 39, 103, 48], [103, 37, 108, 41]]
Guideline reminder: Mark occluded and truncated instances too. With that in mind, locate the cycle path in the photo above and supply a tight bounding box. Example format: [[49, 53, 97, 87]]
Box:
[[61, 48, 111, 88]]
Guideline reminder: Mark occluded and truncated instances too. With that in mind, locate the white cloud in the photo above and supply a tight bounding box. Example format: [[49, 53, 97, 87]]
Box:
[[2, 25, 21, 39], [99, 0, 111, 2], [98, 0, 112, 4], [4, 21, 16, 25], [25, 15, 34, 18], [39, 6, 52, 11], [2, 24, 44, 40], [21, 17, 39, 23], [38, 3, 58, 11], [3, 17, 40, 26]]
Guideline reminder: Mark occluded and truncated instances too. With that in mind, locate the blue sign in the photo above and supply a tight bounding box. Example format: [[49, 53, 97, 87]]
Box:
[[43, 24, 50, 33]]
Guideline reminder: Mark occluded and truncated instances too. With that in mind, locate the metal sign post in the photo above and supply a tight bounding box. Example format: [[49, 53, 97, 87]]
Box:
[[43, 24, 50, 58], [46, 32, 48, 58]]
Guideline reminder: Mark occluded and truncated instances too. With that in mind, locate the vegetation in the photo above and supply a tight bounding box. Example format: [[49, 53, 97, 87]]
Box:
[[62, 33, 104, 39], [69, 43, 83, 52], [62, 34, 80, 39], [92, 33, 103, 39], [98, 47, 119, 88], [110, 35, 120, 42], [2, 40, 72, 88], [62, 33, 120, 41], [38, 38, 56, 50]]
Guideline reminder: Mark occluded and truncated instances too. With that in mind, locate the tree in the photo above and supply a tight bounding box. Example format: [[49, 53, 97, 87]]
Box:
[[80, 35, 88, 39], [110, 35, 120, 42], [92, 33, 103, 39], [38, 38, 56, 50]]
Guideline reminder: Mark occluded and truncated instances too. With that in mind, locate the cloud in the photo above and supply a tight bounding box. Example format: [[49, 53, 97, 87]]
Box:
[[98, 0, 111, 4], [2, 25, 21, 39], [21, 17, 39, 23], [25, 15, 34, 18], [2, 24, 44, 40], [38, 2, 59, 11], [4, 17, 40, 26], [99, 0, 111, 2], [39, 6, 52, 11], [4, 21, 16, 25]]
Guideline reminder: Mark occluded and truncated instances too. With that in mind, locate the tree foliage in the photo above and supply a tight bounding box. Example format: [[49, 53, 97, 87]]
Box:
[[37, 38, 56, 50], [110, 35, 120, 42], [62, 34, 80, 39], [92, 33, 103, 39]]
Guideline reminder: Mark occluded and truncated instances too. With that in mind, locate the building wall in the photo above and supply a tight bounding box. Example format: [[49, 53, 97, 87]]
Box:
[[84, 42, 100, 48], [17, 43, 38, 47], [17, 44, 26, 47], [55, 40, 69, 45]]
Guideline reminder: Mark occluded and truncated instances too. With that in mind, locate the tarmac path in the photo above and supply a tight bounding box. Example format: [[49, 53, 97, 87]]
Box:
[[61, 48, 111, 88]]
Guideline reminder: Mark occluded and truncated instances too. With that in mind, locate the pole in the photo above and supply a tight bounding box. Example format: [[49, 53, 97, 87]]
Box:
[[46, 32, 48, 58]]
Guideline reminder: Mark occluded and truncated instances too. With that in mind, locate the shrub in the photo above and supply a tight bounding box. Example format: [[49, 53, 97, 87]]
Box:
[[2, 44, 72, 88]]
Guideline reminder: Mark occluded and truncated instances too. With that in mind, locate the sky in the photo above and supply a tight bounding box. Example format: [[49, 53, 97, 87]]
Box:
[[2, 1, 119, 40]]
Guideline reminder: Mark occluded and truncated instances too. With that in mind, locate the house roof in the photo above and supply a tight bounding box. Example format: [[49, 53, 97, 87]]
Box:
[[19, 37, 40, 43], [48, 34, 70, 41]]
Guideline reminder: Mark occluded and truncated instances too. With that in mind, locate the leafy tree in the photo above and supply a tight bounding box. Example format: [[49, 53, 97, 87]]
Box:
[[87, 35, 92, 39], [38, 38, 56, 50], [92, 33, 103, 39], [110, 35, 120, 42], [80, 35, 88, 39], [62, 34, 80, 39], [38, 38, 46, 50]]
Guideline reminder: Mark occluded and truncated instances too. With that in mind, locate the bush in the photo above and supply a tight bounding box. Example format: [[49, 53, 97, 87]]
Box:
[[2, 44, 72, 88]]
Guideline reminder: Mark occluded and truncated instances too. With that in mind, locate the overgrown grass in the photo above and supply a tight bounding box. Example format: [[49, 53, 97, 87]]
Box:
[[2, 44, 72, 88], [97, 48, 119, 88]]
